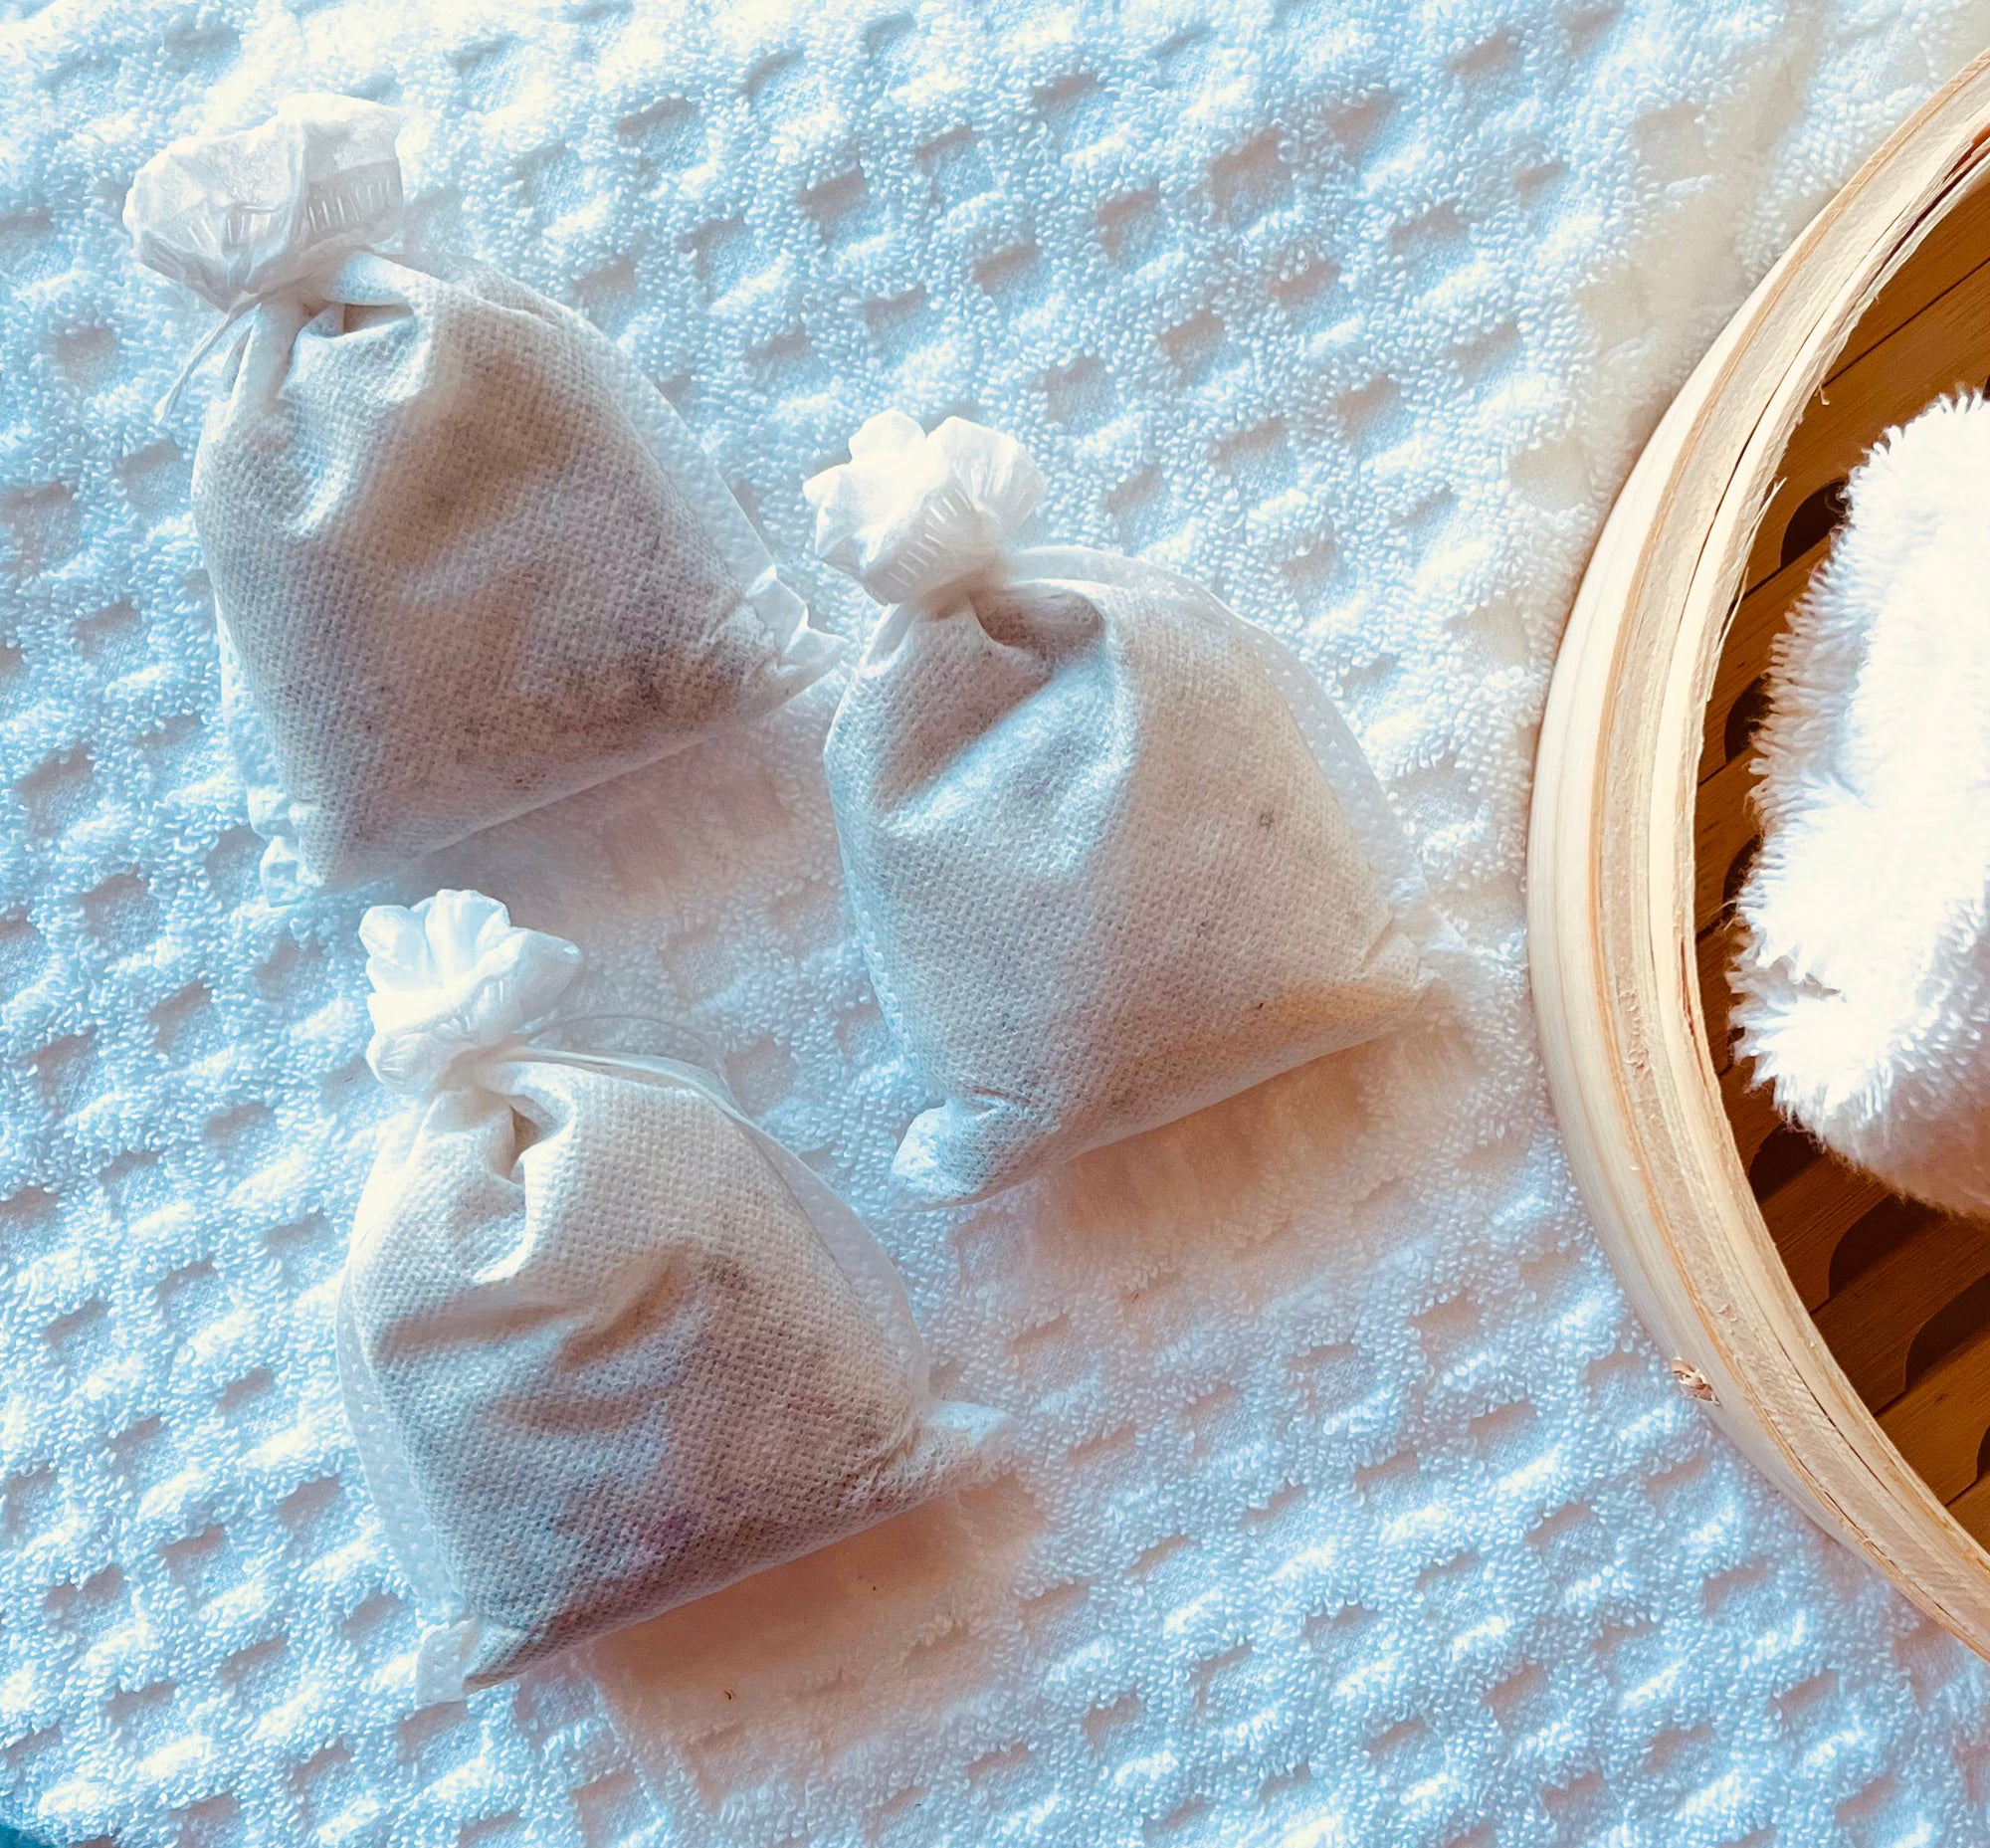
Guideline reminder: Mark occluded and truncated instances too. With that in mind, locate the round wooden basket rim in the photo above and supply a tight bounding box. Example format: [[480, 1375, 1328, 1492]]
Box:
[[1527, 50, 1990, 1657]]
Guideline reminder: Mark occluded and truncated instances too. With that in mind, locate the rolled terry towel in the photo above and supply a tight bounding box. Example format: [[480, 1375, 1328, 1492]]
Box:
[[1732, 391, 1990, 1215]]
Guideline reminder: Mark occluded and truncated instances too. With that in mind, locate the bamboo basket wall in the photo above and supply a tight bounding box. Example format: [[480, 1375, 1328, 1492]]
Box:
[[1529, 50, 1990, 1658]]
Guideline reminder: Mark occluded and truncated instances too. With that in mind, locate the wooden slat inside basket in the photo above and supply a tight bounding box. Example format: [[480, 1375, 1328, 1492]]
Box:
[[1697, 198, 1990, 1542]]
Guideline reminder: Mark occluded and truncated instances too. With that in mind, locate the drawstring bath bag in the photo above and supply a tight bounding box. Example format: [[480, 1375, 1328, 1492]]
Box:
[[807, 411, 1434, 1205], [338, 890, 1001, 1695], [126, 95, 835, 896]]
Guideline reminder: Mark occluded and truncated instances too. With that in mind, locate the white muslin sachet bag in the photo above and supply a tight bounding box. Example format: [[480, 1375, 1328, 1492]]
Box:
[[126, 95, 836, 896], [1733, 393, 1990, 1214], [337, 890, 1000, 1695], [806, 411, 1433, 1206]]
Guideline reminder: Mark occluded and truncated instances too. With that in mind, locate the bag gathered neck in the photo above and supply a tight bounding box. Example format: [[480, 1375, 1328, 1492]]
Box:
[[361, 890, 581, 1101], [805, 410, 1044, 609], [125, 93, 407, 417], [360, 892, 728, 1106]]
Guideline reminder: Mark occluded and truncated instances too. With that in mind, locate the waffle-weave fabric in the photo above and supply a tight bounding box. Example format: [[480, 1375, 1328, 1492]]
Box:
[[6, 2, 1990, 1844]]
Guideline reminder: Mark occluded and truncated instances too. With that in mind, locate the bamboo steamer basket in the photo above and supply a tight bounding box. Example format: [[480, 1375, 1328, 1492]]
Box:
[[1529, 50, 1990, 1658]]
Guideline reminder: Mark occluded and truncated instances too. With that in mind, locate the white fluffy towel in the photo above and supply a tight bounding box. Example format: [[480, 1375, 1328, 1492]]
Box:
[[1733, 391, 1990, 1215]]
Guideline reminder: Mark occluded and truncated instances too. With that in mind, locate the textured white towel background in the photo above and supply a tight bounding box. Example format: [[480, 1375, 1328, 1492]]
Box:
[[6, 2, 1990, 1844]]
